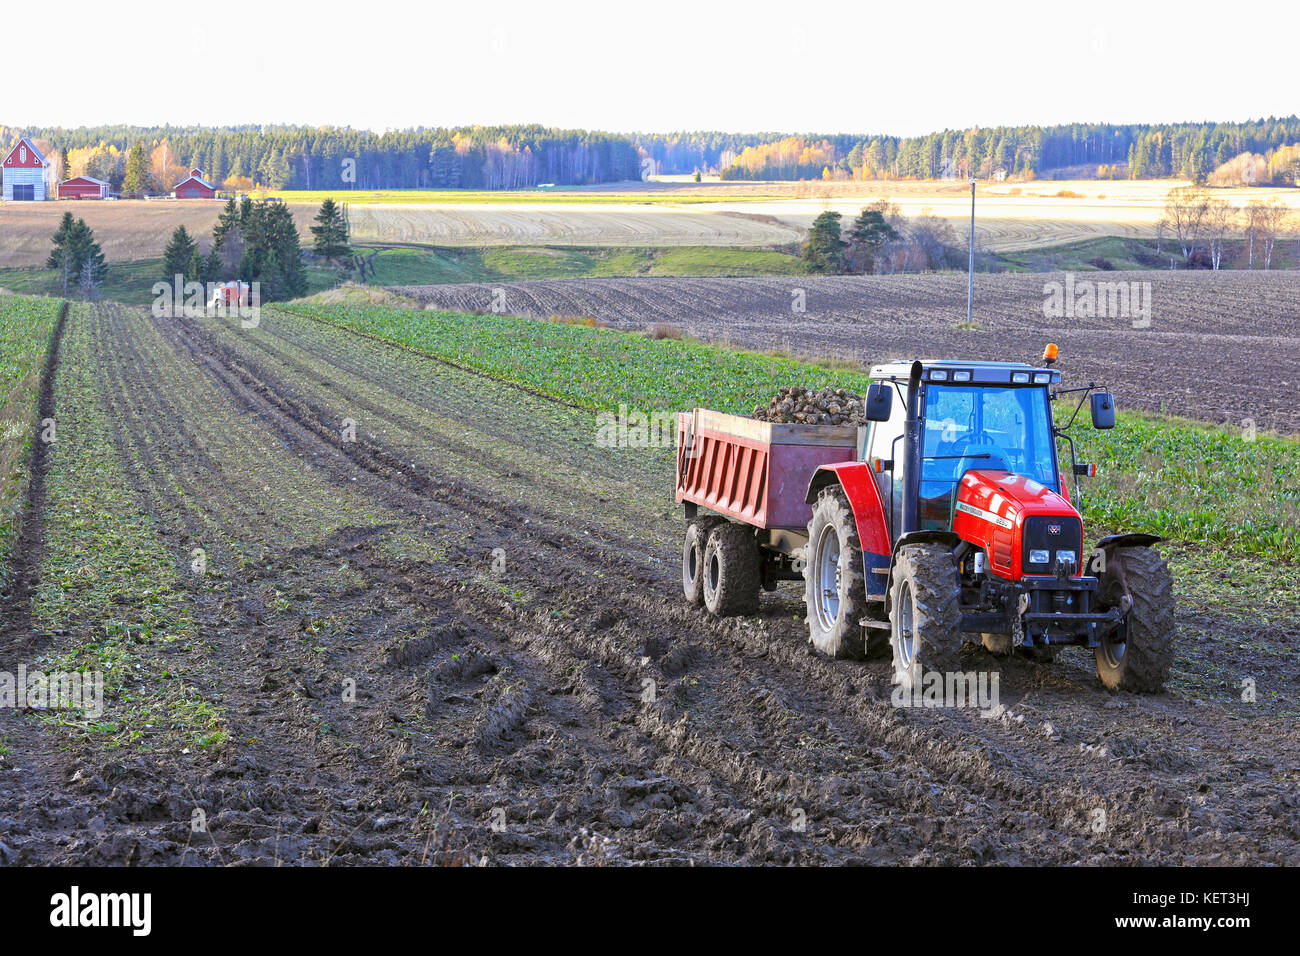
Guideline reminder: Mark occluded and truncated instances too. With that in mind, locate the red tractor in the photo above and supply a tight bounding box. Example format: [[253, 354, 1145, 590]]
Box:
[[676, 348, 1174, 692]]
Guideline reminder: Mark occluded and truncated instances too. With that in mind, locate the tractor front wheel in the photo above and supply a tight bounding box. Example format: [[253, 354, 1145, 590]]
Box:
[[1094, 546, 1175, 692], [888, 543, 962, 691]]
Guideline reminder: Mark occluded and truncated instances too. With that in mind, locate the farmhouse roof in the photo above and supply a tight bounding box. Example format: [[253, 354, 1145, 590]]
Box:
[[3, 136, 49, 169], [60, 176, 110, 187]]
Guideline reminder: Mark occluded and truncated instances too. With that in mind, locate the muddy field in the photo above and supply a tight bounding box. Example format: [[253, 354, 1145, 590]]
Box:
[[0, 303, 1297, 866], [400, 270, 1300, 435]]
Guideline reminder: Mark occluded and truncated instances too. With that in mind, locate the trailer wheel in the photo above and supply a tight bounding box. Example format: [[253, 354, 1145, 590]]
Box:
[[804, 487, 881, 659], [1094, 546, 1174, 692], [702, 522, 761, 616], [682, 516, 723, 605], [888, 543, 962, 691]]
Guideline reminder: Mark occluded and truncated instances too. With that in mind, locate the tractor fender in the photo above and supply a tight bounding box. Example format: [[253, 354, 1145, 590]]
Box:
[[884, 530, 962, 603], [1095, 533, 1164, 551], [1090, 533, 1164, 576], [805, 463, 891, 596]]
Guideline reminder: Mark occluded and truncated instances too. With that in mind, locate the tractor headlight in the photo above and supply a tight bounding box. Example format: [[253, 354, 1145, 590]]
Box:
[[1012, 372, 1031, 384], [1055, 550, 1076, 566], [1033, 372, 1052, 384], [1029, 549, 1050, 564]]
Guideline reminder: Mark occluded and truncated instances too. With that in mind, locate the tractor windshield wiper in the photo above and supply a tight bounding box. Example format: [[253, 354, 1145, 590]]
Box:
[[921, 453, 992, 461]]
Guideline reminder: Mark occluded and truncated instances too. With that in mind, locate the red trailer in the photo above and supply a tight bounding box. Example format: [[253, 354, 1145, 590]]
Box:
[[676, 408, 864, 530], [676, 408, 872, 615]]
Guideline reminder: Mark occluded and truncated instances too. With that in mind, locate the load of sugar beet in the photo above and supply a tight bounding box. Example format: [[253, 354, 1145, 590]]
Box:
[[751, 386, 868, 427]]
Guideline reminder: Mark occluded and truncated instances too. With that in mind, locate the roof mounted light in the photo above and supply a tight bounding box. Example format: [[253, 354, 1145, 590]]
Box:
[[1011, 372, 1031, 384], [929, 370, 948, 381], [952, 370, 972, 382], [1033, 372, 1052, 384], [1043, 343, 1059, 366]]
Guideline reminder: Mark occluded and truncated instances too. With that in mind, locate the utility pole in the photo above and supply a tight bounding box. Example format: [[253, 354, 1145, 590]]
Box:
[[967, 178, 976, 327]]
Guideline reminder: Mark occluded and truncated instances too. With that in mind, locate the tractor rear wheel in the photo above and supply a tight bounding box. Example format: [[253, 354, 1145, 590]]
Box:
[[1094, 546, 1175, 692], [889, 543, 962, 691], [702, 522, 761, 616], [804, 487, 873, 659], [682, 516, 723, 605]]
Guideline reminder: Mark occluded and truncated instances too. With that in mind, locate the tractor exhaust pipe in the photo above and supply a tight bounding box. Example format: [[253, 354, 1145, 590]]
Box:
[[901, 360, 923, 536]]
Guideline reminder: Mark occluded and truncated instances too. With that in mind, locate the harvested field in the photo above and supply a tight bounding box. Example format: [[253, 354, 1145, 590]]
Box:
[[343, 203, 803, 248], [0, 201, 319, 267], [399, 270, 1300, 435], [0, 300, 1297, 865]]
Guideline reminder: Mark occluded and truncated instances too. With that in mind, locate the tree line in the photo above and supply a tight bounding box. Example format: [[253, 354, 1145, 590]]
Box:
[[707, 119, 1300, 183], [7, 118, 1298, 190], [4, 124, 642, 192], [1158, 188, 1292, 269]]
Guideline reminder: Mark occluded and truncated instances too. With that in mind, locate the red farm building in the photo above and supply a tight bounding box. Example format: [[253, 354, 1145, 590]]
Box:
[[3, 136, 52, 201], [57, 176, 111, 200], [172, 168, 216, 199]]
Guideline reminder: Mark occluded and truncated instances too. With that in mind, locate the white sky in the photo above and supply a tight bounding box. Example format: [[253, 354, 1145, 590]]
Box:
[[9, 0, 1297, 135]]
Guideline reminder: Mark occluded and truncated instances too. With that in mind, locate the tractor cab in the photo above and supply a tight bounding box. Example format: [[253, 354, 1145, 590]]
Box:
[[862, 360, 1063, 540]]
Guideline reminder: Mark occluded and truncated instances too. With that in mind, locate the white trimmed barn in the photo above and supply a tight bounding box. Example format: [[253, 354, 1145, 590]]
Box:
[[2, 137, 52, 201]]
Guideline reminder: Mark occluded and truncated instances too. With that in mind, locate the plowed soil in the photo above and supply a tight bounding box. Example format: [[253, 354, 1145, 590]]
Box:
[[400, 270, 1300, 435], [1, 303, 1297, 866]]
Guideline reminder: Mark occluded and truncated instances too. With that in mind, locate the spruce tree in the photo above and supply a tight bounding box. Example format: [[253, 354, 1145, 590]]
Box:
[[122, 142, 151, 196], [162, 226, 197, 282], [310, 199, 350, 260], [801, 211, 846, 274], [47, 212, 77, 272]]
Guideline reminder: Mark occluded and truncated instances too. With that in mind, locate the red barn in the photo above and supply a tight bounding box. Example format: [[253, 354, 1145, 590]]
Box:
[[3, 136, 52, 200], [172, 167, 216, 199], [58, 176, 111, 200]]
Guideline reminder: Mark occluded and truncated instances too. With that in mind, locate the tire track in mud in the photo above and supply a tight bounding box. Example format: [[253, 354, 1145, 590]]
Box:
[[157, 307, 1296, 864], [10, 303, 1294, 864], [68, 306, 792, 864]]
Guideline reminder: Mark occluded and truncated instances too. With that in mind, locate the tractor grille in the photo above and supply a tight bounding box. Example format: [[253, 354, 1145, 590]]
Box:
[[1022, 515, 1083, 575]]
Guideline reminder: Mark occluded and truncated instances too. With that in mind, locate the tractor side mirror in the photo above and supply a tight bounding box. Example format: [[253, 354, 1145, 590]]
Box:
[[1090, 392, 1116, 429], [865, 383, 893, 422]]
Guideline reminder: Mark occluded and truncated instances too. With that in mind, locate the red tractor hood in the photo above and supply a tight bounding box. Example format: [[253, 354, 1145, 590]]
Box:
[[953, 469, 1082, 579]]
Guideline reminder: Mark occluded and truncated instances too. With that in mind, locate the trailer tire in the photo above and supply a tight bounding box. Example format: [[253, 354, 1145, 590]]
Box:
[[889, 543, 962, 691], [804, 487, 873, 659], [682, 516, 724, 605], [702, 522, 761, 617], [1094, 546, 1174, 692]]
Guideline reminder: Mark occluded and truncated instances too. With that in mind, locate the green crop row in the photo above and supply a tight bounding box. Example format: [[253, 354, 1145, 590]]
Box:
[[33, 304, 222, 749], [275, 303, 1300, 562], [0, 295, 64, 581]]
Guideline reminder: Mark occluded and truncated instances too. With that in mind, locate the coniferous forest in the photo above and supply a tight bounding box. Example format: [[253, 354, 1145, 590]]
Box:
[[4, 117, 1298, 190]]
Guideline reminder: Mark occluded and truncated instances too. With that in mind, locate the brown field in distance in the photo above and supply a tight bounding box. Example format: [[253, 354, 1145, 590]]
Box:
[[2, 179, 1297, 265]]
